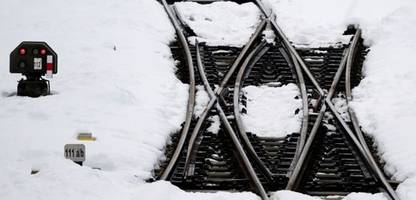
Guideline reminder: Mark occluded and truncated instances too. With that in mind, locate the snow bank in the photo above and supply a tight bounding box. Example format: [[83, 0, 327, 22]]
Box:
[[174, 1, 261, 47], [349, 3, 416, 199], [343, 192, 388, 200], [136, 181, 260, 200], [266, 0, 416, 198], [271, 190, 389, 200], [265, 0, 353, 47], [242, 84, 302, 137], [270, 190, 320, 200], [0, 0, 190, 199]]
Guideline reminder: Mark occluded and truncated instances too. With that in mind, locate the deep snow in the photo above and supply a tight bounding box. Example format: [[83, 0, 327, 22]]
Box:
[[174, 1, 261, 47], [0, 0, 188, 199], [0, 0, 416, 200]]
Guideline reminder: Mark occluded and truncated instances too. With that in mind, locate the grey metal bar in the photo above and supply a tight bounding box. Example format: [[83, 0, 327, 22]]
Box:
[[269, 19, 325, 96], [286, 43, 310, 174], [286, 48, 350, 190], [254, 0, 272, 18], [252, 9, 311, 181], [256, 6, 392, 195], [345, 29, 400, 200], [159, 0, 196, 180], [193, 40, 269, 200], [255, 6, 311, 178], [215, 20, 268, 95], [233, 43, 274, 180], [183, 19, 268, 176]]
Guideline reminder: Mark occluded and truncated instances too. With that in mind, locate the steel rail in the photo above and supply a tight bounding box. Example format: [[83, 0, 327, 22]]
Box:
[[324, 97, 400, 198], [183, 19, 268, 176], [269, 47, 308, 178], [171, 5, 188, 31], [283, 29, 398, 198], [161, 1, 398, 199], [233, 42, 274, 180], [194, 40, 269, 200], [255, 0, 272, 18], [215, 20, 268, 95], [285, 43, 310, 172], [285, 47, 350, 190], [345, 29, 400, 200], [255, 0, 311, 179], [232, 2, 396, 198], [259, 9, 392, 193], [257, 1, 323, 95], [159, 0, 196, 180], [277, 27, 397, 199], [269, 19, 325, 96]]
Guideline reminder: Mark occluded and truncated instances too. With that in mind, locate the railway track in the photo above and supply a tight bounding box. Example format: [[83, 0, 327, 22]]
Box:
[[150, 1, 400, 199]]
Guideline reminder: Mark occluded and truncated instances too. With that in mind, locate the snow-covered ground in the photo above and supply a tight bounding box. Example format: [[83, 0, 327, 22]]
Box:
[[1, 0, 416, 200], [242, 84, 302, 138], [174, 1, 261, 46], [0, 0, 216, 199]]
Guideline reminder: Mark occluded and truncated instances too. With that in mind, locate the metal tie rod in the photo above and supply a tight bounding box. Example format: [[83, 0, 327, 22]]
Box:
[[286, 47, 350, 190], [278, 25, 399, 199], [193, 40, 269, 200], [345, 29, 400, 200], [183, 19, 267, 177], [233, 41, 274, 180], [159, 0, 196, 180], [257, 3, 395, 195], [254, 0, 310, 177]]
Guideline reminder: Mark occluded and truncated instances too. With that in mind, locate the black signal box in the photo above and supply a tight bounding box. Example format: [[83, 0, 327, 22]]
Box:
[[9, 41, 58, 97], [10, 41, 57, 75]]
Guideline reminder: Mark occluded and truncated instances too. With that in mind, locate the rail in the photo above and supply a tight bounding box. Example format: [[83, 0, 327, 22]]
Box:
[[159, 0, 196, 180]]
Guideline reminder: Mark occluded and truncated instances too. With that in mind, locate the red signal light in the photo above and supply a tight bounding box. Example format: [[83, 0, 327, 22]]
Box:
[[40, 48, 47, 55], [19, 48, 26, 55]]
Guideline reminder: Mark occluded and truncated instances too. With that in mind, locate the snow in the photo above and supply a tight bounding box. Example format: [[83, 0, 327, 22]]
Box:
[[332, 94, 350, 122], [1, 0, 416, 199], [138, 181, 261, 200], [0, 0, 196, 199], [271, 191, 389, 200], [207, 115, 221, 134], [270, 190, 321, 200], [241, 83, 302, 137], [174, 1, 261, 47], [343, 192, 388, 200], [194, 85, 210, 117], [262, 29, 276, 44], [265, 0, 353, 47]]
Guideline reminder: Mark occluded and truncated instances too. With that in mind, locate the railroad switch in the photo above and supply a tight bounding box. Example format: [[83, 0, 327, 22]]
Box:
[[10, 41, 58, 97]]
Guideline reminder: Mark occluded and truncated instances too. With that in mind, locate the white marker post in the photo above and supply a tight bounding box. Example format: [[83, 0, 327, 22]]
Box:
[[64, 144, 85, 166], [46, 55, 53, 78]]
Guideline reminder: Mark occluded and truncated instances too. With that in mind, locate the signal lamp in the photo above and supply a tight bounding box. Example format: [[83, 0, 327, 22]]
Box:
[[40, 48, 47, 55], [19, 48, 26, 55]]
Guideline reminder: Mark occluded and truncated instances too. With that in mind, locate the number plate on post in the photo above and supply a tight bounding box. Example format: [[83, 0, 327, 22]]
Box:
[[64, 144, 85, 162], [33, 58, 42, 70]]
